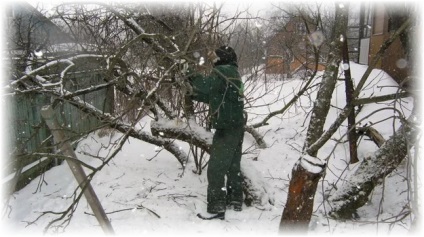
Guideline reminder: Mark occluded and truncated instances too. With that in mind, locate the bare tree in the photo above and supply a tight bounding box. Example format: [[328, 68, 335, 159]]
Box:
[[5, 2, 275, 232], [4, 1, 419, 234], [278, 2, 417, 233], [279, 3, 349, 233]]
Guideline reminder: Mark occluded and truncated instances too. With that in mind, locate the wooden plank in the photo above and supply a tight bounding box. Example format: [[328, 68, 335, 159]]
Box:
[[41, 105, 114, 235]]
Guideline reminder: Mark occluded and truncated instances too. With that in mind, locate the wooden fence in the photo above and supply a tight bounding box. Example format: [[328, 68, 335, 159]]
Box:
[[3, 71, 111, 193]]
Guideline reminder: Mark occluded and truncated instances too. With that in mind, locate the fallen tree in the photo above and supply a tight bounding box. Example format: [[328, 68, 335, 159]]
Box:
[[278, 3, 415, 233], [150, 117, 275, 207], [329, 113, 419, 219]]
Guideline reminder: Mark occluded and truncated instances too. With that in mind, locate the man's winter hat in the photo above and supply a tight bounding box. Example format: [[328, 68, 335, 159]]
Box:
[[214, 46, 237, 66]]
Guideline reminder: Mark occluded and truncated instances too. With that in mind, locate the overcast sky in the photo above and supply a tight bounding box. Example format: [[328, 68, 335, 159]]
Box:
[[20, 0, 275, 17]]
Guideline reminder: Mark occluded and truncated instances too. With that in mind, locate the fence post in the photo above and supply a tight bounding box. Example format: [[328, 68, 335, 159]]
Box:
[[40, 105, 115, 235]]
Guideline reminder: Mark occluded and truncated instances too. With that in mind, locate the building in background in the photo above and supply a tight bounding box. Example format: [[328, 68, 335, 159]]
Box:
[[265, 15, 326, 78], [265, 2, 417, 87], [357, 2, 416, 87]]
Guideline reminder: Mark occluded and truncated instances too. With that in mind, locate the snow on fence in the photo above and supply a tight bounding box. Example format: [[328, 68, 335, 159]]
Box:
[[3, 71, 110, 193]]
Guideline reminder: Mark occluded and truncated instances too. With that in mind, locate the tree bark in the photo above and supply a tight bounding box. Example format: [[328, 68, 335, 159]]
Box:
[[329, 115, 418, 219], [41, 105, 115, 235], [341, 32, 359, 164], [279, 160, 324, 233], [245, 125, 267, 149], [357, 125, 385, 147], [279, 3, 349, 233], [278, 17, 413, 231], [150, 118, 212, 153]]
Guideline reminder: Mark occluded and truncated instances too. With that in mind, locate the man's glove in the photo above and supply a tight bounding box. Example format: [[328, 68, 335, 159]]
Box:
[[175, 59, 194, 96], [178, 59, 189, 75]]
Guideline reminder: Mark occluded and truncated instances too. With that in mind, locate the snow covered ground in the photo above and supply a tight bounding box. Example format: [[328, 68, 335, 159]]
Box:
[[1, 62, 419, 236]]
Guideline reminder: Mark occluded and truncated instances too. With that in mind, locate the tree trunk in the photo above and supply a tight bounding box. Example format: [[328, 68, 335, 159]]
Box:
[[329, 116, 418, 219], [279, 160, 324, 233], [341, 32, 359, 164], [279, 3, 349, 233]]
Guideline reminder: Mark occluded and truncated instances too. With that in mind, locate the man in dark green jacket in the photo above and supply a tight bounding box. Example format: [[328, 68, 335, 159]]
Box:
[[188, 46, 245, 220]]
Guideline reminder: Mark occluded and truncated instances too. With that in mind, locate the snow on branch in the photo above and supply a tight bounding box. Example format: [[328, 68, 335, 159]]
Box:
[[12, 54, 108, 86], [150, 116, 276, 207], [245, 125, 267, 148], [328, 114, 419, 219], [151, 118, 270, 152], [127, 18, 146, 34], [151, 118, 213, 153], [49, 89, 189, 167], [241, 160, 275, 208], [299, 153, 326, 174], [305, 19, 412, 157]]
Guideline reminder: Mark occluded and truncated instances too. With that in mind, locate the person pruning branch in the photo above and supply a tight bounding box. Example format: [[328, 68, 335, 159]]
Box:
[[186, 46, 245, 220]]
